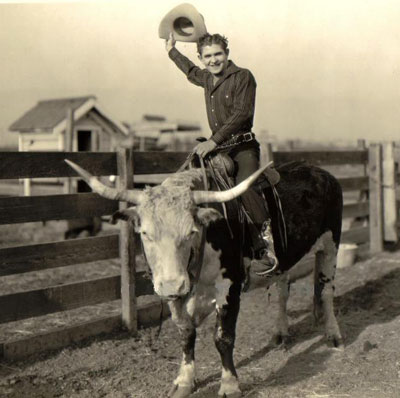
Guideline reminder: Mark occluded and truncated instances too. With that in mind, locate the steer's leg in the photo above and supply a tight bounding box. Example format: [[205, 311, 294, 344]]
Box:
[[168, 300, 197, 398], [314, 244, 344, 349], [215, 283, 241, 398], [273, 273, 291, 345]]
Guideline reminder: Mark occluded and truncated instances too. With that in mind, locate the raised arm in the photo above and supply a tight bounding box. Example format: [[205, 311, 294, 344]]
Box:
[[165, 33, 208, 87]]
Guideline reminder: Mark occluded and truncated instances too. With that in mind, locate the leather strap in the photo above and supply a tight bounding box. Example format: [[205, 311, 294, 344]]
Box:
[[215, 132, 256, 151], [187, 157, 208, 294]]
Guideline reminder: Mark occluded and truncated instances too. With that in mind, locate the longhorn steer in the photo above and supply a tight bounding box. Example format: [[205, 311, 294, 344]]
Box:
[[65, 159, 343, 398]]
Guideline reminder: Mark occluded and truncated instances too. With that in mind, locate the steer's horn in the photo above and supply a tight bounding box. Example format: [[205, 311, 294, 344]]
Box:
[[64, 159, 144, 204], [192, 161, 274, 204]]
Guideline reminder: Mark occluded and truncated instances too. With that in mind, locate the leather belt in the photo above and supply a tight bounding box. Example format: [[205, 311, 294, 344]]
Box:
[[216, 132, 256, 150]]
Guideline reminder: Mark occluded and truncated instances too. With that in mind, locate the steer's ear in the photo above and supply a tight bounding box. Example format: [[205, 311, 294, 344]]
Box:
[[194, 207, 223, 226], [110, 207, 140, 228]]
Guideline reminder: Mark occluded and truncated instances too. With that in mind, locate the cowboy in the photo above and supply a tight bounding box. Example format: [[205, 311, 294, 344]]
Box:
[[165, 32, 278, 276]]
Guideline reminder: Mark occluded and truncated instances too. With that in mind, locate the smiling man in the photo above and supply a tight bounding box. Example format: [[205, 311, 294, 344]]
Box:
[[165, 32, 279, 276]]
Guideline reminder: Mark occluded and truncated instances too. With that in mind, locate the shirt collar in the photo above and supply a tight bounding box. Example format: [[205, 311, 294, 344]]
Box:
[[219, 60, 240, 78], [210, 60, 240, 91]]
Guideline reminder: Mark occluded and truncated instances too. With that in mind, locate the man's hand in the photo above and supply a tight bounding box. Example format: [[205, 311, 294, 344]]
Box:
[[193, 139, 217, 158], [165, 32, 176, 53]]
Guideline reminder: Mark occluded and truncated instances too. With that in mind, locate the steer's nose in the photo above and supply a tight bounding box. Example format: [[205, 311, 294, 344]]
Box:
[[158, 277, 188, 298]]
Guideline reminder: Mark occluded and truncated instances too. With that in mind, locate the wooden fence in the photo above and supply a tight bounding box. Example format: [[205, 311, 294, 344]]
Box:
[[274, 142, 398, 252], [0, 143, 399, 360], [0, 149, 188, 360]]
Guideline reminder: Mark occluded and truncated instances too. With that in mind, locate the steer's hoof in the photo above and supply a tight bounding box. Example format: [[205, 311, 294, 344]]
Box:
[[218, 392, 242, 398], [327, 335, 345, 350], [167, 383, 193, 398], [272, 332, 292, 347]]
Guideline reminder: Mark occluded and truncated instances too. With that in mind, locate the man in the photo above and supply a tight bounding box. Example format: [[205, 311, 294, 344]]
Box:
[[165, 32, 278, 276]]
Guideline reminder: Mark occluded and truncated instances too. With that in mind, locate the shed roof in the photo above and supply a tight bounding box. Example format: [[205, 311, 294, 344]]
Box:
[[9, 95, 128, 136], [9, 96, 95, 132]]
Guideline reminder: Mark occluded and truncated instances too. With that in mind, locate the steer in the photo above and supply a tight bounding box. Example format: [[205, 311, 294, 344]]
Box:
[[65, 159, 343, 398]]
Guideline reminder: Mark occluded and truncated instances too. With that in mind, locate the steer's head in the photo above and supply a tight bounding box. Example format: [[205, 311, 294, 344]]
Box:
[[65, 159, 271, 300], [110, 174, 223, 299]]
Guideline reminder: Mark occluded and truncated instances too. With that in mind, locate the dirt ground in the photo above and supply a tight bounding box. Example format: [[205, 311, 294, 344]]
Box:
[[1, 244, 400, 398]]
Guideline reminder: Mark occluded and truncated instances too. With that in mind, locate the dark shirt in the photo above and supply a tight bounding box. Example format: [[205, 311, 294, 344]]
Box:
[[169, 47, 257, 145]]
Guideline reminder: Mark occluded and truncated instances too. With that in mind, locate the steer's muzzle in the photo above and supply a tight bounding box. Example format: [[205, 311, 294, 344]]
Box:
[[155, 275, 189, 300]]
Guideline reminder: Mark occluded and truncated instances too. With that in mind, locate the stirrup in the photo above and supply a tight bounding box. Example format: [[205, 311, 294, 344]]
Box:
[[251, 249, 279, 276], [252, 220, 279, 276]]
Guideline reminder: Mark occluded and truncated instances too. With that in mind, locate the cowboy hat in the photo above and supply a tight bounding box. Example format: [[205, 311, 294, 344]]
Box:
[[158, 3, 207, 43]]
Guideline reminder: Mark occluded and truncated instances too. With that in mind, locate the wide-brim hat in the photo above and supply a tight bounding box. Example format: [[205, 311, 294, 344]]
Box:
[[159, 3, 207, 43]]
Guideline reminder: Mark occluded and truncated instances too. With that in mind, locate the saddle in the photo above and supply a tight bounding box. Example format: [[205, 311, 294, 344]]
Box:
[[209, 152, 286, 253], [208, 152, 280, 188], [179, 152, 287, 258]]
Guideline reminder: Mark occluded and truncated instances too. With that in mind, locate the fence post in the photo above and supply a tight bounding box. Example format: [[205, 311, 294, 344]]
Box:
[[368, 143, 384, 253], [64, 107, 74, 194], [261, 142, 273, 165], [20, 136, 32, 196], [382, 141, 398, 242], [357, 139, 367, 174], [350, 139, 368, 228], [117, 147, 137, 333], [23, 179, 31, 196]]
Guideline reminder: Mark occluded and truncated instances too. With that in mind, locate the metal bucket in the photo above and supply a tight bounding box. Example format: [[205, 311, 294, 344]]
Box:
[[337, 243, 358, 268]]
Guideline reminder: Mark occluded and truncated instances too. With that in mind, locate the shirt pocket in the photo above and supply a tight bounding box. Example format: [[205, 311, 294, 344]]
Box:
[[223, 89, 234, 108]]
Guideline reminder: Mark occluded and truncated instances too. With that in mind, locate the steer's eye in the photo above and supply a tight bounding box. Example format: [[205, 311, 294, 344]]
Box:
[[188, 228, 199, 239], [141, 231, 153, 242], [180, 229, 198, 244]]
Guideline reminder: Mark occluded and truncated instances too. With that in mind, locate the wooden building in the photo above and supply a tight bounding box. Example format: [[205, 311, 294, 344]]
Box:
[[9, 95, 128, 153], [9, 95, 129, 196], [129, 114, 202, 151]]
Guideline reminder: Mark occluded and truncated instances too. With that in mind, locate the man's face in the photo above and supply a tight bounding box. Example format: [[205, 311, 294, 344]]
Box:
[[198, 43, 229, 76]]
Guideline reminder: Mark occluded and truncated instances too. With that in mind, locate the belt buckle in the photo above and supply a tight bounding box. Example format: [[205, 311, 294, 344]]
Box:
[[243, 132, 253, 142]]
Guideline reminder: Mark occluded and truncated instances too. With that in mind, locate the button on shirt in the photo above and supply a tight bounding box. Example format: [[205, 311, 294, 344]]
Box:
[[169, 47, 257, 145]]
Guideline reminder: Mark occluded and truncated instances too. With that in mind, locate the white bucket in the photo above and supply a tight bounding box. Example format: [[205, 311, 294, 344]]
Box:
[[337, 243, 358, 269]]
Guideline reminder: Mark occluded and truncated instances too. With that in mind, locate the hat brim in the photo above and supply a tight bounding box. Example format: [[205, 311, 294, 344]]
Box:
[[159, 3, 207, 43]]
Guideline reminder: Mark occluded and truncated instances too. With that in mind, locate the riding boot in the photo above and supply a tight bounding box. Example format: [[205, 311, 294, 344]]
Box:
[[250, 220, 279, 276]]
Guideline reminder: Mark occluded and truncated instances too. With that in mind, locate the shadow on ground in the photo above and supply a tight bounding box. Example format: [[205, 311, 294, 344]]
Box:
[[2, 263, 400, 398], [193, 267, 400, 396]]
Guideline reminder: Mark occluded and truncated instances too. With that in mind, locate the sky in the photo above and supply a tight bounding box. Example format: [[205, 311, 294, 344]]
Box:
[[0, 0, 399, 147]]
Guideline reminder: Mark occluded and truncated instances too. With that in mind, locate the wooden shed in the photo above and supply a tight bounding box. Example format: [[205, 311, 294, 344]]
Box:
[[9, 95, 129, 154], [9, 95, 129, 196]]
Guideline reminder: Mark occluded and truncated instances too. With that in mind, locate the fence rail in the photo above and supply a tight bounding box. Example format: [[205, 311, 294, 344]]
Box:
[[0, 193, 118, 224], [273, 150, 368, 165], [0, 234, 119, 276], [0, 271, 153, 324], [337, 176, 369, 191], [0, 142, 399, 360], [0, 151, 189, 179]]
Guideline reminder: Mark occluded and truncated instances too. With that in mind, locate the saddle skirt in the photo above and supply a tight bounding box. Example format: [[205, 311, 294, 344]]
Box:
[[205, 153, 286, 255], [208, 152, 280, 191], [180, 152, 287, 258]]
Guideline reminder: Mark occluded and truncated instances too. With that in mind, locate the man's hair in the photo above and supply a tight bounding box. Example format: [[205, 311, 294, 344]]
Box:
[[197, 33, 229, 55]]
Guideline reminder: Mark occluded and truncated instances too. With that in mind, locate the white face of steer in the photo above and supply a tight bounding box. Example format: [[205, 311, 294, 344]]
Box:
[[112, 185, 222, 299], [140, 208, 198, 298]]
